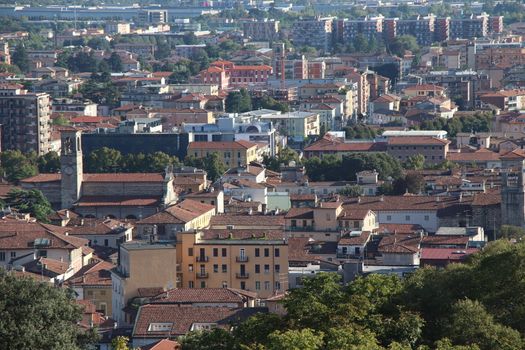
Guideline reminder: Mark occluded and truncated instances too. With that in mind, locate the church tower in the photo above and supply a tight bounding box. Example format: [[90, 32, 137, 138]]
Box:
[[60, 130, 83, 209]]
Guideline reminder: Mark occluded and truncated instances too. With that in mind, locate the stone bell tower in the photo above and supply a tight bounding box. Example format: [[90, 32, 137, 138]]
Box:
[[501, 149, 525, 228], [60, 129, 83, 209]]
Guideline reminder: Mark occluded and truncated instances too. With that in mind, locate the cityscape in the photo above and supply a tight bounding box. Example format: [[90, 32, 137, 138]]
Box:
[[0, 0, 525, 349]]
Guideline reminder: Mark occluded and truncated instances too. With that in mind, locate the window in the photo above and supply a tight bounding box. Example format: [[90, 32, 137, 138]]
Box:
[[255, 248, 260, 257], [188, 264, 194, 272], [264, 264, 270, 273], [405, 215, 410, 221], [222, 264, 227, 272], [240, 281, 246, 290], [264, 281, 270, 290], [353, 221, 360, 228], [275, 264, 280, 273], [188, 248, 193, 256], [38, 250, 47, 258], [255, 281, 261, 290], [387, 215, 392, 221], [104, 239, 109, 247], [424, 215, 429, 221], [275, 248, 280, 257], [148, 323, 173, 332], [213, 248, 218, 257], [87, 290, 93, 296], [200, 281, 206, 288], [10, 252, 15, 258], [264, 248, 269, 257], [275, 281, 281, 290], [213, 264, 218, 273], [326, 213, 331, 221], [189, 281, 194, 288], [255, 264, 260, 273], [222, 248, 227, 257], [291, 220, 297, 228], [222, 281, 228, 288]]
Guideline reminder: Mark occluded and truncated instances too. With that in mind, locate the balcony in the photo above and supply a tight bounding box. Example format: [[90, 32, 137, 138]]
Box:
[[288, 226, 314, 232], [236, 256, 249, 262], [236, 273, 250, 279], [196, 256, 209, 262], [196, 272, 209, 279]]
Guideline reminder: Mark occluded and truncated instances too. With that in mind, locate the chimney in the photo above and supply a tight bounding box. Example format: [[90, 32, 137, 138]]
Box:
[[357, 196, 361, 203], [65, 210, 69, 219], [380, 195, 384, 202]]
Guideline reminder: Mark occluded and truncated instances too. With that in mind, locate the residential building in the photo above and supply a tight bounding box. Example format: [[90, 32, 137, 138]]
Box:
[[342, 16, 383, 42], [178, 229, 288, 298], [174, 44, 206, 59], [291, 17, 334, 52], [111, 241, 178, 325], [187, 140, 259, 168], [387, 136, 450, 164], [258, 111, 320, 143], [52, 98, 98, 116], [137, 10, 168, 24], [242, 19, 280, 41], [0, 84, 51, 155], [66, 218, 133, 249], [449, 14, 488, 39], [479, 90, 525, 112], [303, 134, 387, 159]]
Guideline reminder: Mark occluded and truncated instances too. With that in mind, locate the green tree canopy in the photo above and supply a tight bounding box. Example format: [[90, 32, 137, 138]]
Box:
[[4, 188, 53, 222]]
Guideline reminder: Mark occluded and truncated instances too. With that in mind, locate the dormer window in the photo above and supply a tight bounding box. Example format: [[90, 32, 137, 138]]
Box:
[[147, 322, 173, 332]]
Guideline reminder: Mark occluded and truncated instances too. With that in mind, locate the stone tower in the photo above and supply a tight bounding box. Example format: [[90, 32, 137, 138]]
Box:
[[60, 130, 83, 209], [501, 149, 525, 228]]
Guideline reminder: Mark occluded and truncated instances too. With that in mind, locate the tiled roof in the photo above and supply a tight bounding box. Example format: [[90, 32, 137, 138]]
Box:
[[67, 218, 131, 236], [420, 248, 479, 261], [83, 173, 165, 183], [378, 234, 420, 254], [199, 229, 285, 240], [285, 208, 313, 219], [500, 148, 525, 160], [404, 84, 445, 91], [377, 224, 424, 234], [338, 208, 372, 220], [24, 257, 69, 276], [339, 231, 371, 245], [447, 149, 500, 162], [209, 213, 285, 228], [304, 136, 387, 152], [139, 339, 181, 350], [66, 260, 114, 286], [133, 305, 263, 337], [421, 235, 469, 247], [20, 173, 61, 183], [138, 199, 215, 225], [76, 196, 160, 207], [150, 288, 251, 304], [188, 140, 258, 150], [0, 217, 87, 250]]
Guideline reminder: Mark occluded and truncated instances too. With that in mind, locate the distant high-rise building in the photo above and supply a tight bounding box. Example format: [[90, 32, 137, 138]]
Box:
[[342, 16, 383, 42], [0, 84, 51, 155], [242, 19, 280, 42], [291, 17, 334, 52]]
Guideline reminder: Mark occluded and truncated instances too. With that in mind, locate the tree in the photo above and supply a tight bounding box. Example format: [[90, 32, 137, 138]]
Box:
[[0, 270, 97, 349], [226, 88, 252, 113], [184, 152, 226, 181], [388, 35, 420, 57], [338, 185, 363, 197], [262, 147, 300, 172], [499, 225, 525, 240], [4, 188, 53, 222], [37, 151, 61, 173], [180, 328, 236, 350], [12, 44, 29, 73], [85, 147, 122, 173], [0, 150, 38, 183], [404, 154, 425, 170], [53, 115, 71, 126], [106, 52, 123, 72], [267, 329, 324, 350], [445, 299, 523, 350], [233, 313, 285, 348], [325, 327, 383, 350]]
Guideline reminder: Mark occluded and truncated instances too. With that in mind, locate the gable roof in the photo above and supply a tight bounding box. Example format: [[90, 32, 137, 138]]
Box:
[[138, 199, 215, 225], [188, 140, 258, 150], [150, 288, 254, 304]]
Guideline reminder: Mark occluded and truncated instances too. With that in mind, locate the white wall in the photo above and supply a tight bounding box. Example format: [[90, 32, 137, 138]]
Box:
[[377, 210, 438, 232]]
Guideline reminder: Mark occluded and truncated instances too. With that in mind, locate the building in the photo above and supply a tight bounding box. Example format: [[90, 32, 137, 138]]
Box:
[[0, 84, 51, 155], [199, 61, 273, 89], [137, 10, 167, 24], [174, 44, 206, 59], [52, 98, 98, 116], [342, 16, 383, 42], [177, 229, 288, 298], [501, 149, 525, 227], [111, 241, 178, 325], [303, 134, 387, 159], [21, 130, 178, 217], [135, 199, 216, 239], [258, 111, 320, 143], [242, 19, 280, 42], [187, 140, 259, 168], [105, 22, 131, 34], [66, 218, 133, 249], [479, 90, 525, 112], [449, 14, 488, 39], [291, 17, 334, 52], [387, 136, 450, 164]]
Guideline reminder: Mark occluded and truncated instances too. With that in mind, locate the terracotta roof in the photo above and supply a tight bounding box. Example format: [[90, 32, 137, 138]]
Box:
[[420, 248, 479, 261], [138, 287, 165, 298], [188, 140, 258, 150], [133, 304, 263, 337], [339, 231, 371, 245], [500, 148, 525, 160], [387, 136, 450, 146], [285, 208, 314, 219], [199, 229, 284, 240], [24, 257, 69, 276], [76, 196, 160, 207], [210, 213, 285, 228], [66, 260, 114, 286], [67, 218, 131, 236], [447, 149, 500, 162], [140, 339, 181, 350], [83, 173, 165, 183], [421, 235, 469, 247], [20, 173, 61, 183], [404, 84, 445, 91], [233, 65, 272, 71], [338, 208, 372, 220], [150, 288, 252, 304], [0, 217, 87, 250], [378, 234, 420, 254], [304, 136, 387, 153], [138, 199, 215, 225], [377, 223, 424, 234]]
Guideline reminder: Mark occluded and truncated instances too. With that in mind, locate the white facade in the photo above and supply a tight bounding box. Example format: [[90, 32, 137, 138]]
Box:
[[377, 210, 438, 232]]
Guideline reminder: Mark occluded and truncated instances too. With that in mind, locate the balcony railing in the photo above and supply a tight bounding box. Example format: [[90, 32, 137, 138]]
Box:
[[196, 256, 209, 262], [236, 256, 249, 262], [196, 272, 209, 279], [236, 273, 250, 279]]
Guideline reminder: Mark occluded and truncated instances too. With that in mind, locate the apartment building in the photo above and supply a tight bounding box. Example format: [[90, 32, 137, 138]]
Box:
[[0, 84, 51, 155], [174, 44, 207, 59], [177, 229, 288, 298], [199, 60, 273, 89], [342, 16, 383, 41], [479, 90, 525, 111], [450, 14, 488, 39], [137, 10, 167, 24], [258, 111, 320, 143], [387, 136, 450, 164], [396, 15, 435, 46], [291, 17, 334, 52], [187, 140, 259, 168], [242, 19, 280, 42]]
